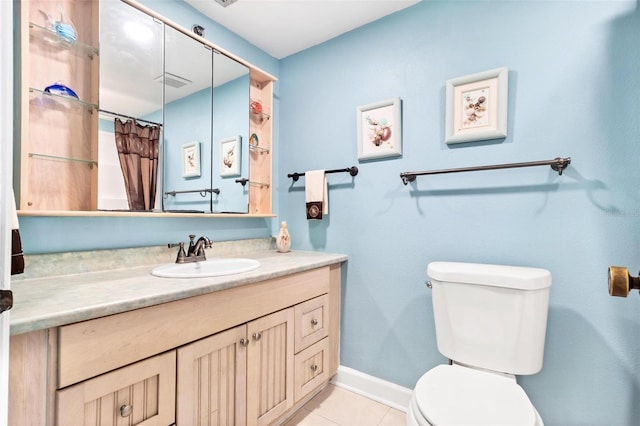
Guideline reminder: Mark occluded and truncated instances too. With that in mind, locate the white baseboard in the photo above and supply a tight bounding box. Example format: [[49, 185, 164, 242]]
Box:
[[330, 365, 413, 413]]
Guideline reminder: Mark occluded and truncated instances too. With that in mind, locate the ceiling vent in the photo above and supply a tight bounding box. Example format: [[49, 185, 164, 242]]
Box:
[[215, 0, 238, 7], [154, 72, 192, 89]]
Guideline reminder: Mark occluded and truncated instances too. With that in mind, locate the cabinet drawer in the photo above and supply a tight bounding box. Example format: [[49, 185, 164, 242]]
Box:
[[294, 338, 329, 403], [56, 351, 176, 426], [294, 294, 329, 353]]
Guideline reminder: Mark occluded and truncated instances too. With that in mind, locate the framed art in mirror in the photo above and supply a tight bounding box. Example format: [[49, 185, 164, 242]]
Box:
[[182, 142, 201, 178], [220, 136, 241, 177], [445, 67, 508, 144]]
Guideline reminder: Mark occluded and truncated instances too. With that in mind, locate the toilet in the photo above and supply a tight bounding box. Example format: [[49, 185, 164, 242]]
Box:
[[408, 262, 552, 426]]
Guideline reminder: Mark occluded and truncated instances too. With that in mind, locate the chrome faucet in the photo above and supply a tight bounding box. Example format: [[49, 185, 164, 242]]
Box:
[[168, 234, 212, 263]]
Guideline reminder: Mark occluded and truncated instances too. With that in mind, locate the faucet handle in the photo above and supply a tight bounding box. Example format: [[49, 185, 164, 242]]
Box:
[[168, 242, 187, 263]]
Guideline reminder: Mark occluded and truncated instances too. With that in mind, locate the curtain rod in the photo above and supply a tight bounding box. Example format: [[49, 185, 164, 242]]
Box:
[[400, 157, 571, 185], [98, 108, 162, 127]]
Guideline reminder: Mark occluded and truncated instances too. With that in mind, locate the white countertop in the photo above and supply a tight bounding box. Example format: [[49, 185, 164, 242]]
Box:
[[10, 250, 347, 335]]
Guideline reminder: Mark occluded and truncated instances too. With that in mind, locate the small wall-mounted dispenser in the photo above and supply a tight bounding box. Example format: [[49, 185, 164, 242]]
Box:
[[608, 266, 640, 297]]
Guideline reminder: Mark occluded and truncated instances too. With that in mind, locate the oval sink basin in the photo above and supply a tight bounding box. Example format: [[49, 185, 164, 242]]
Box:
[[151, 258, 260, 278]]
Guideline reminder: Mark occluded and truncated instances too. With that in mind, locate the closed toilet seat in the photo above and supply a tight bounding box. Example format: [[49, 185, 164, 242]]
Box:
[[412, 364, 539, 426]]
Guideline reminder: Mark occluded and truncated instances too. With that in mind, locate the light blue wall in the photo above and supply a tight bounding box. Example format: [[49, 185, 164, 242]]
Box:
[[279, 0, 639, 424], [18, 0, 280, 253]]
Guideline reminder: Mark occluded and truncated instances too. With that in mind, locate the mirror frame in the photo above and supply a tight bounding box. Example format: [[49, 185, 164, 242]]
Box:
[[16, 0, 276, 219]]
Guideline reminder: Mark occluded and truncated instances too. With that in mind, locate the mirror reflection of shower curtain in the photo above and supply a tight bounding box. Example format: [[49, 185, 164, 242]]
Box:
[[114, 119, 160, 211]]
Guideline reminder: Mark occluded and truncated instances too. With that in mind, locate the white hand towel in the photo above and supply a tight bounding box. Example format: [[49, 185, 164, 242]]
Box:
[[305, 170, 328, 220]]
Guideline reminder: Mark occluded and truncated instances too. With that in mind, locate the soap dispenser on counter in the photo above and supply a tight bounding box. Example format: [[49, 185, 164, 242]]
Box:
[[276, 221, 291, 253]]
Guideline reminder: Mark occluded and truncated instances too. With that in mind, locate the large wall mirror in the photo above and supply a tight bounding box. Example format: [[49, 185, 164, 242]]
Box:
[[98, 0, 250, 213]]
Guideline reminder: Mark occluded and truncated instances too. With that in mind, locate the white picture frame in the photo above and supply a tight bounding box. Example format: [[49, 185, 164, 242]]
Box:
[[182, 142, 201, 178], [357, 97, 402, 160], [445, 67, 508, 144], [220, 135, 241, 177]]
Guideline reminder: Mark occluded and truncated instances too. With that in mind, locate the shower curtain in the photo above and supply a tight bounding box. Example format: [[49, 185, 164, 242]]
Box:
[[114, 118, 160, 211]]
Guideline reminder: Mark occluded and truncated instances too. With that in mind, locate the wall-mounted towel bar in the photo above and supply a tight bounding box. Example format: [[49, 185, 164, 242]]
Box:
[[288, 166, 359, 182], [164, 188, 220, 197], [400, 157, 571, 185], [235, 178, 270, 188]]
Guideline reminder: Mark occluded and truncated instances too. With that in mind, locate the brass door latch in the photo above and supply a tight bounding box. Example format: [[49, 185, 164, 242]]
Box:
[[608, 266, 640, 297]]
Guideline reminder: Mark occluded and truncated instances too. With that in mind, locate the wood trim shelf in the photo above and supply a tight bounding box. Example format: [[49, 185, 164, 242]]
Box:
[[17, 210, 276, 218]]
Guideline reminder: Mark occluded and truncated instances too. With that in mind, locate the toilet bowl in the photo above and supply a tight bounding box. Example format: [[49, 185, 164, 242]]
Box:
[[407, 364, 543, 426]]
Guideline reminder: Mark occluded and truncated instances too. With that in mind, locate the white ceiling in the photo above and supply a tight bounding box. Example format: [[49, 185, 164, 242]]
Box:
[[184, 0, 421, 59]]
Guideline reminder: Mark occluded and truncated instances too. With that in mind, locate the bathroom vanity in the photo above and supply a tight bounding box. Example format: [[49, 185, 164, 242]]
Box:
[[9, 245, 346, 425]]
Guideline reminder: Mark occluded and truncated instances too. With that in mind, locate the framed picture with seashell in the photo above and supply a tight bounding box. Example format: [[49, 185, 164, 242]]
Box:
[[445, 67, 509, 144], [357, 97, 402, 161]]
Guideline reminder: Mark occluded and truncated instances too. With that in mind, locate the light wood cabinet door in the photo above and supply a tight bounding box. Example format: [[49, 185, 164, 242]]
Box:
[[176, 324, 248, 426], [246, 308, 294, 426], [56, 351, 176, 426]]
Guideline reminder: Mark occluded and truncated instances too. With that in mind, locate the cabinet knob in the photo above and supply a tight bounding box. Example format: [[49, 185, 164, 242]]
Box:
[[310, 364, 318, 372], [240, 338, 249, 347], [310, 318, 318, 326], [120, 404, 133, 417], [252, 332, 262, 341]]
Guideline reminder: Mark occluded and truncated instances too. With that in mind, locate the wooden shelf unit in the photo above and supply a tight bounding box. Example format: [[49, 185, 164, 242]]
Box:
[[18, 0, 100, 211], [248, 73, 274, 215]]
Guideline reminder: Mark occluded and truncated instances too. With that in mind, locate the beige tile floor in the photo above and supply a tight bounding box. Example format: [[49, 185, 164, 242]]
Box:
[[283, 384, 407, 426]]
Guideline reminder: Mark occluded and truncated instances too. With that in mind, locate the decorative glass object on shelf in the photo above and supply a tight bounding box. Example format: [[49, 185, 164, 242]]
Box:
[[249, 99, 270, 124], [44, 9, 78, 44], [29, 21, 98, 58], [44, 82, 79, 99], [29, 87, 98, 112]]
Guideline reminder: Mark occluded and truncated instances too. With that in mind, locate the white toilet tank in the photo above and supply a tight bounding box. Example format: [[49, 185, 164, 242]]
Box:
[[427, 262, 552, 376]]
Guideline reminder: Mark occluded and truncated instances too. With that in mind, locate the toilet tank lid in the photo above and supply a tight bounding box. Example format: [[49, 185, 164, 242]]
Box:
[[428, 262, 551, 290]]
